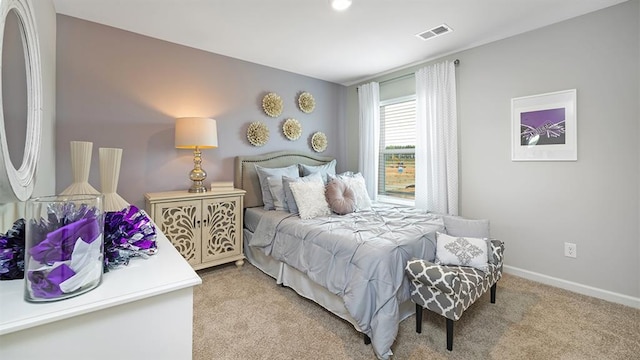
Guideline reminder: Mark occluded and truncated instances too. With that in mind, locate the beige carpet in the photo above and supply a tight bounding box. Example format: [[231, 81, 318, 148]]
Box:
[[193, 263, 639, 360]]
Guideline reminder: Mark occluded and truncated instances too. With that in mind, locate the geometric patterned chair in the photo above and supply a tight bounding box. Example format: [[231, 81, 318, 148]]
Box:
[[404, 217, 505, 351]]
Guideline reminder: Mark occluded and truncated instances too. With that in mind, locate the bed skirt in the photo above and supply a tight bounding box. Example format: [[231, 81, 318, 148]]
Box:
[[243, 228, 415, 334]]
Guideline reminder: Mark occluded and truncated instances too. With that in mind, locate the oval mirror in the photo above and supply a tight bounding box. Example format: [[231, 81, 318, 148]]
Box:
[[0, 0, 43, 203], [2, 9, 28, 169]]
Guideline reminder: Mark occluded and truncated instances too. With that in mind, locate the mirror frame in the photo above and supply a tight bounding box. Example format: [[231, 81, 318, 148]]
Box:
[[0, 0, 42, 202]]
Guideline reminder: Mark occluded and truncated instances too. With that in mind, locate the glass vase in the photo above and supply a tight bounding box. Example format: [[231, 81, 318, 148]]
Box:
[[24, 194, 104, 302]]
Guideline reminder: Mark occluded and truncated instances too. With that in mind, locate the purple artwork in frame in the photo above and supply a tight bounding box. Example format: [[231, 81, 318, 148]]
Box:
[[520, 107, 566, 146], [511, 89, 577, 161]]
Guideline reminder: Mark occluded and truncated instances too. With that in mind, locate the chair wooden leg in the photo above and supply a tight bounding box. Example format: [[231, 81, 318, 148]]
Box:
[[490, 283, 497, 303], [415, 304, 423, 333], [446, 318, 454, 351], [363, 333, 371, 345]]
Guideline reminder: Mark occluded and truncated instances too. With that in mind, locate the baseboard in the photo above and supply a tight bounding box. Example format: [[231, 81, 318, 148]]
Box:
[[503, 265, 640, 309]]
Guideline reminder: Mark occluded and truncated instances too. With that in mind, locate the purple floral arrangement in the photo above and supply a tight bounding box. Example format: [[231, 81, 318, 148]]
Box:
[[0, 205, 158, 284], [104, 205, 157, 271], [28, 204, 101, 264], [0, 219, 25, 280]]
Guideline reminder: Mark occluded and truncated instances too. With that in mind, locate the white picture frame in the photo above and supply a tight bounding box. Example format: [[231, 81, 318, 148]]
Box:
[[511, 89, 577, 161]]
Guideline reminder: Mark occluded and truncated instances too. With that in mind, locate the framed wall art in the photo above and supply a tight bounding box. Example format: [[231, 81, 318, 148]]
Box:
[[511, 89, 577, 161]]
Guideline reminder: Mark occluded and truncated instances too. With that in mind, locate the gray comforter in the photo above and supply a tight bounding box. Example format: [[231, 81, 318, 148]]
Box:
[[251, 203, 444, 359]]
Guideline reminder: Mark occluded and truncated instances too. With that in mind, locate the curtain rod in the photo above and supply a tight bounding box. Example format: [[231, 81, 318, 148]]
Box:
[[378, 59, 460, 85]]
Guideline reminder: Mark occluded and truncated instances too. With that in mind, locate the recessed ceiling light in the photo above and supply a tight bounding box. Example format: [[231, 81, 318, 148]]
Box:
[[330, 0, 352, 11]]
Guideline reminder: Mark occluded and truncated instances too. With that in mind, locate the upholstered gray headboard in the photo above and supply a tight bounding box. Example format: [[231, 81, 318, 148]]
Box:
[[234, 151, 334, 208]]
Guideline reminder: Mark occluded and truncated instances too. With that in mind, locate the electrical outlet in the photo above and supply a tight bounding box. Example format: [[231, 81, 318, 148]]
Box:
[[564, 242, 577, 258]]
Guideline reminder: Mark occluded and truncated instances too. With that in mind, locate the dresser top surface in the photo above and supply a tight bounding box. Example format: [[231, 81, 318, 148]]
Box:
[[145, 189, 246, 202]]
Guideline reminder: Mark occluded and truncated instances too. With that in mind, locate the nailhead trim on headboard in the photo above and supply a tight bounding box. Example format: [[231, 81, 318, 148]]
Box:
[[234, 151, 334, 208]]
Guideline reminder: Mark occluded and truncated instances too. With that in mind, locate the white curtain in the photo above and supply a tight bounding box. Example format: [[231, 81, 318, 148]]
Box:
[[415, 61, 458, 215], [357, 82, 380, 200]]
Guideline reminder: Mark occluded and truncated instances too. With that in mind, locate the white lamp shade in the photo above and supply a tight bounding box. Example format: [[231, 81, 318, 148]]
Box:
[[175, 117, 218, 149]]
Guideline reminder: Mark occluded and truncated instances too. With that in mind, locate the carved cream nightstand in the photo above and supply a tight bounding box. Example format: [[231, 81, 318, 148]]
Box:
[[145, 189, 246, 270]]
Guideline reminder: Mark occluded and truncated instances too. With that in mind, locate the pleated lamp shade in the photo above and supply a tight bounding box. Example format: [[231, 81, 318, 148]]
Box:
[[99, 147, 130, 212], [60, 141, 100, 195]]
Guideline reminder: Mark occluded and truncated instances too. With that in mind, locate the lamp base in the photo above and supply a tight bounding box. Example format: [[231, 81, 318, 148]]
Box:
[[188, 181, 207, 193], [187, 147, 208, 193]]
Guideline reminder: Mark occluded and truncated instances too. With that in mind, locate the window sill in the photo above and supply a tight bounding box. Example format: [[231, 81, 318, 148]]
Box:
[[376, 195, 415, 207]]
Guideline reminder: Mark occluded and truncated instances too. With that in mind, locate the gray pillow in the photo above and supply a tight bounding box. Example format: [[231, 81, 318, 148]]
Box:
[[282, 172, 323, 214], [325, 178, 356, 215], [267, 176, 288, 212], [255, 164, 299, 210], [299, 159, 336, 184], [443, 216, 490, 238]]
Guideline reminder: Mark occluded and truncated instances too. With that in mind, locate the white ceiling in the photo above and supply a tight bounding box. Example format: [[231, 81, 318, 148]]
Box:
[[52, 0, 627, 86]]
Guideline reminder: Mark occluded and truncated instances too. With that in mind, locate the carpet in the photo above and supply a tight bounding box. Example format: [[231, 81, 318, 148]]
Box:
[[193, 263, 639, 359]]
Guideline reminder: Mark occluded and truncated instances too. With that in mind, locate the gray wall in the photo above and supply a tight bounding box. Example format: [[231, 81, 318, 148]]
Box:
[[0, 0, 56, 230], [347, 1, 639, 299], [56, 15, 346, 210]]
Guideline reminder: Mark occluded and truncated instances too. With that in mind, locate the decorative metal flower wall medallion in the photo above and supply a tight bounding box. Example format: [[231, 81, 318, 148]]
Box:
[[247, 121, 269, 146], [282, 118, 302, 141], [298, 92, 315, 113], [262, 92, 283, 117], [311, 131, 327, 152]]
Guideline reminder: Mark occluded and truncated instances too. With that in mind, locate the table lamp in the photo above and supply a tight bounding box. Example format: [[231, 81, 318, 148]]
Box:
[[175, 117, 218, 193]]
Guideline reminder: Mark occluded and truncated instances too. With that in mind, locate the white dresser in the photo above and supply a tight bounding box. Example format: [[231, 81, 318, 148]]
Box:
[[0, 230, 201, 359]]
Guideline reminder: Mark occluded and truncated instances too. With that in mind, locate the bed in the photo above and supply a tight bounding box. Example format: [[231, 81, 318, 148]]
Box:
[[234, 151, 444, 359]]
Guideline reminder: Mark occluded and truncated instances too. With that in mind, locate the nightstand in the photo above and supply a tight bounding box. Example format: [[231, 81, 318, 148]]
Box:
[[145, 189, 246, 270]]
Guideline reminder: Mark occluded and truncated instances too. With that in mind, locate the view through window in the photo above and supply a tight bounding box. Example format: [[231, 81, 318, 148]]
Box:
[[378, 96, 416, 200]]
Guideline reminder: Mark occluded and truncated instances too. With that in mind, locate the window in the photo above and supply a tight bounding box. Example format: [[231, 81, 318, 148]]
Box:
[[378, 96, 416, 202]]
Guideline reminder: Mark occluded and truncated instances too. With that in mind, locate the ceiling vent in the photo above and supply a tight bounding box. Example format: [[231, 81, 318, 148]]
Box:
[[416, 24, 453, 41]]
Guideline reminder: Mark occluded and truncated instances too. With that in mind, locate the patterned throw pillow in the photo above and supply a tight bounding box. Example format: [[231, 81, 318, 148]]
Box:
[[435, 232, 489, 272]]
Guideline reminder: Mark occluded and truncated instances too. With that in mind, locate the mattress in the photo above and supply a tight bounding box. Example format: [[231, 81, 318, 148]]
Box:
[[244, 206, 269, 233]]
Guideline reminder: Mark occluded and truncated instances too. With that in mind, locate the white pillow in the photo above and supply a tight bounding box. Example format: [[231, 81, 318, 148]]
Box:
[[435, 232, 489, 272], [288, 176, 331, 220], [282, 172, 323, 214], [336, 172, 372, 211], [267, 176, 287, 212]]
